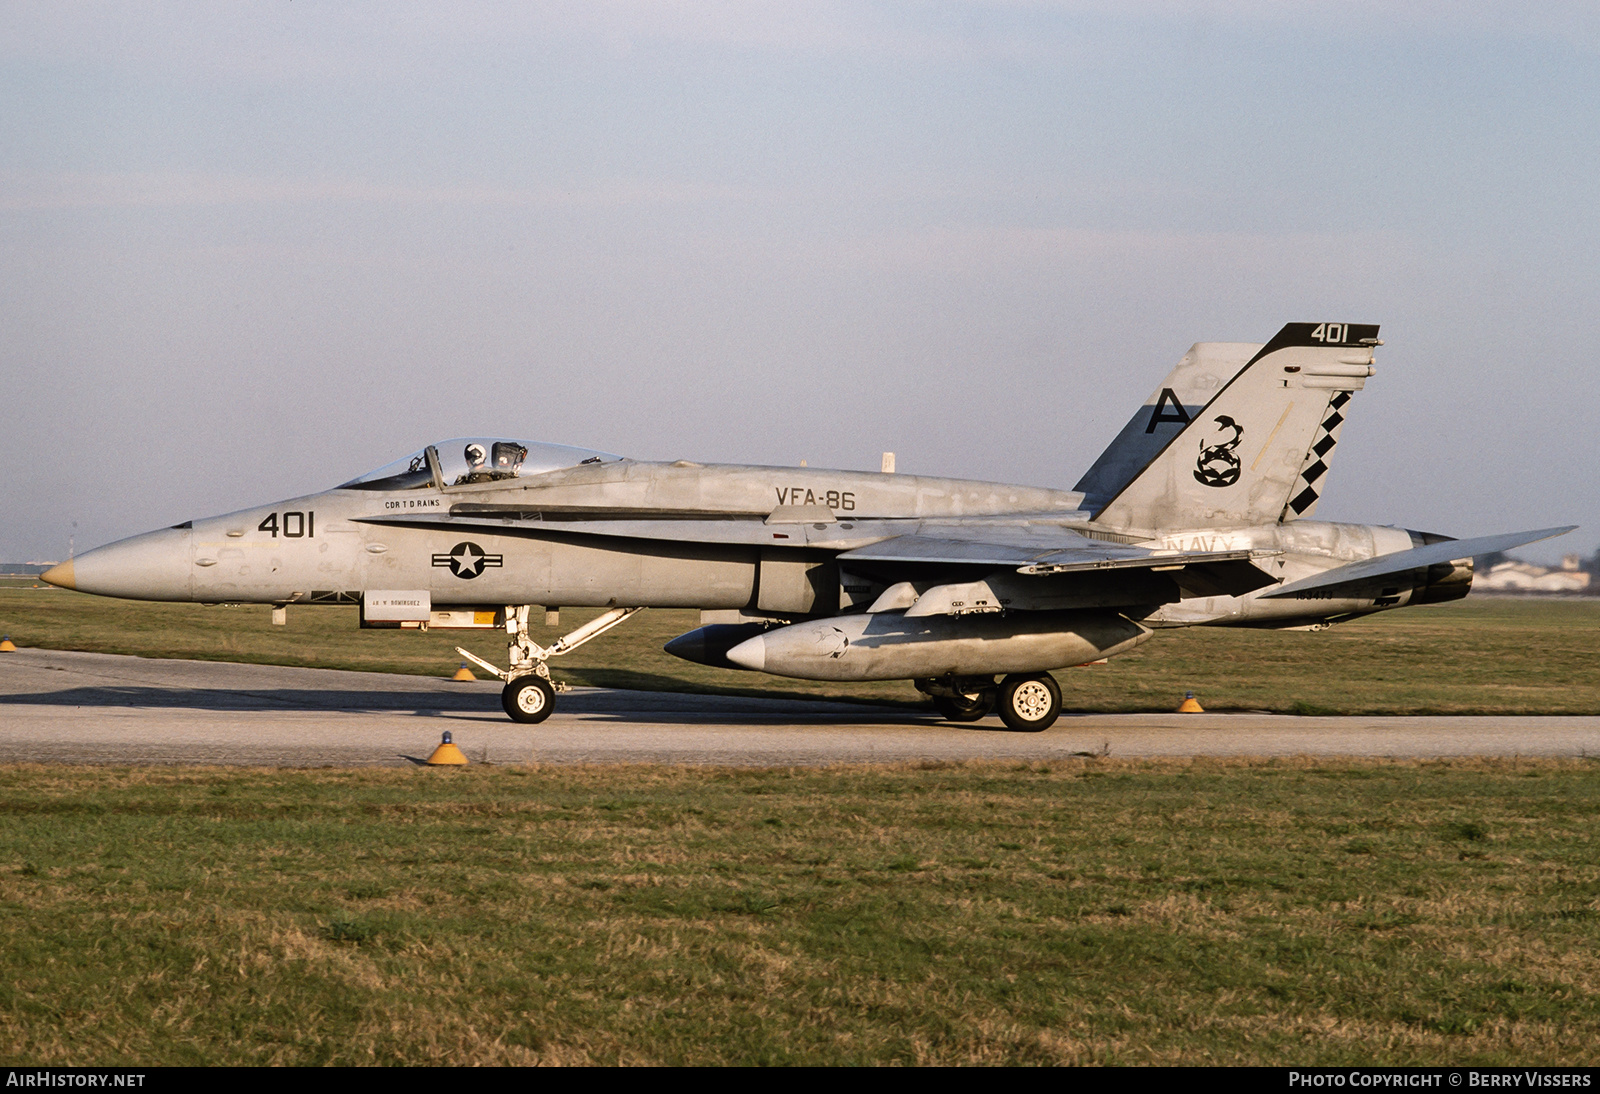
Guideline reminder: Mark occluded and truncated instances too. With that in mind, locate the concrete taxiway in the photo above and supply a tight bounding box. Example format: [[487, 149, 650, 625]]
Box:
[[2, 648, 1597, 766]]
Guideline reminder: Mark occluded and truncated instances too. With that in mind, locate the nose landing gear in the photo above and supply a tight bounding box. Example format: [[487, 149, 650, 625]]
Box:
[[456, 605, 643, 724]]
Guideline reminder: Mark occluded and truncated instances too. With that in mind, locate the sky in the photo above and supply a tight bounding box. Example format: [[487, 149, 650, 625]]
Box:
[[2, 1, 1597, 563]]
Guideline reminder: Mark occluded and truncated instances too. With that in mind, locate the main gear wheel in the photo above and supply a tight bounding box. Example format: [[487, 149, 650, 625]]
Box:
[[932, 689, 997, 722], [997, 672, 1061, 732]]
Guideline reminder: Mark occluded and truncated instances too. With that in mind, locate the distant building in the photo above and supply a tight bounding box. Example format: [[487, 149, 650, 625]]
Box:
[[1476, 558, 1592, 594]]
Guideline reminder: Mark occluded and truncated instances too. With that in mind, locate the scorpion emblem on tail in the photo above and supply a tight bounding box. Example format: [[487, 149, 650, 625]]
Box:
[[1193, 415, 1243, 487]]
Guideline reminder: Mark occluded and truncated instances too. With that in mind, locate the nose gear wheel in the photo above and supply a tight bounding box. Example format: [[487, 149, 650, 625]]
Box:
[[503, 675, 555, 724]]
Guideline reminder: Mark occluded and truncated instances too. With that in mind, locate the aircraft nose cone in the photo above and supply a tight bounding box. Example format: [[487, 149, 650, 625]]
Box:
[[64, 527, 194, 600], [41, 561, 75, 590], [725, 633, 767, 672]]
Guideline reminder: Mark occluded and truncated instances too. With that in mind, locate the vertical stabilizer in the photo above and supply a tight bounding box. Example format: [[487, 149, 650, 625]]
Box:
[[1090, 323, 1379, 532], [1074, 342, 1261, 508]]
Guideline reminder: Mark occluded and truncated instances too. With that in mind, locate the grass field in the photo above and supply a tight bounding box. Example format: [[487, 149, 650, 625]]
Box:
[[2, 759, 1599, 1065], [3, 583, 1597, 714], [3, 587, 1599, 1064]]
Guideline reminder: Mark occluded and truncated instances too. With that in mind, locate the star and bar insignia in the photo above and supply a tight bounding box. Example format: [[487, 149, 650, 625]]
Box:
[[431, 541, 504, 579]]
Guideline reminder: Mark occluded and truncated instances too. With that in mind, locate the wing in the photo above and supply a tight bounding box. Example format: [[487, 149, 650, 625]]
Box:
[[832, 530, 1274, 614]]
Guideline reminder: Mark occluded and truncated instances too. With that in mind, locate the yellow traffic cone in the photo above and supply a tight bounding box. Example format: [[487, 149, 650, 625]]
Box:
[[451, 662, 476, 681], [0, 637, 16, 652], [426, 731, 469, 766], [1177, 691, 1204, 713]]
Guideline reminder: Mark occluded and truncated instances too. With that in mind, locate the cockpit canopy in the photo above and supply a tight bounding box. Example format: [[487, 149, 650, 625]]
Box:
[[339, 438, 622, 491]]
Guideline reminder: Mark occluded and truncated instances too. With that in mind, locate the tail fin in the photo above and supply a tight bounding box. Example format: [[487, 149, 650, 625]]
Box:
[[1088, 323, 1379, 532], [1074, 341, 1262, 508]]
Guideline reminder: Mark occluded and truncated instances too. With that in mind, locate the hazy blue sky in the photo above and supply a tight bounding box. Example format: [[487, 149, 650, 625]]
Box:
[[3, 2, 1596, 562]]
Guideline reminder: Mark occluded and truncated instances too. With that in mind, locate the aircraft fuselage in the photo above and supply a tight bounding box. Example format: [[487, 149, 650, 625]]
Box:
[[48, 458, 1461, 630]]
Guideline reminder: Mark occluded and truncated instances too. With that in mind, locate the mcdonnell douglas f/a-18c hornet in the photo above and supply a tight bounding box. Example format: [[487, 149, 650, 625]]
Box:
[[45, 323, 1572, 730]]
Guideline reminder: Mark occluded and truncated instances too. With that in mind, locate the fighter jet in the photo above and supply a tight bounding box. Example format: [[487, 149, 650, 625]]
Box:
[[44, 322, 1571, 730]]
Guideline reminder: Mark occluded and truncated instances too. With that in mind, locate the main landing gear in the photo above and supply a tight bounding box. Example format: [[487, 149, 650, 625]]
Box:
[[997, 673, 1062, 732], [917, 672, 1063, 732], [457, 605, 643, 724]]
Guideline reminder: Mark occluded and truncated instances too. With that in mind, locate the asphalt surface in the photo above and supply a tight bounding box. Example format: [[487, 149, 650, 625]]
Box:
[[2, 648, 1597, 766]]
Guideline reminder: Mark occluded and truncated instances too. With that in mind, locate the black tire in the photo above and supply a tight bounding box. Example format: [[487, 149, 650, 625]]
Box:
[[997, 673, 1061, 732], [932, 690, 996, 722], [502, 675, 556, 724]]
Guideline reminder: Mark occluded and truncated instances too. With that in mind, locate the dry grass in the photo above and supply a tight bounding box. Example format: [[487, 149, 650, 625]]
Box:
[[1, 758, 1598, 1065]]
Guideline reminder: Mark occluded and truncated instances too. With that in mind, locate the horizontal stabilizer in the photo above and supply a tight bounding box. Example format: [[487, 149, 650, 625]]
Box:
[[1260, 526, 1576, 599]]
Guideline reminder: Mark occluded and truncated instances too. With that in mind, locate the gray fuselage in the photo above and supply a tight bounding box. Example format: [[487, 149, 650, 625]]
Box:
[[53, 457, 1457, 633]]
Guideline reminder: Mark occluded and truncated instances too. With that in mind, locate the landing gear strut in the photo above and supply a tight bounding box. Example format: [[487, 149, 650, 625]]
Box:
[[457, 605, 643, 724]]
